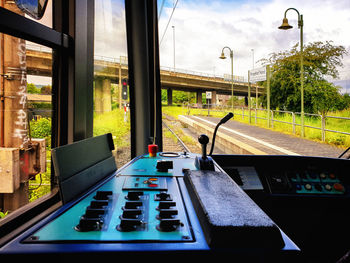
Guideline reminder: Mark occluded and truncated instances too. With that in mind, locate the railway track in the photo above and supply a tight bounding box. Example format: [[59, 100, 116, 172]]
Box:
[[162, 121, 191, 153]]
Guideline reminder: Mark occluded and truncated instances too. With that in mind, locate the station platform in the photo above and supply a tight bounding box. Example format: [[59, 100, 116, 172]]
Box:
[[179, 115, 344, 158]]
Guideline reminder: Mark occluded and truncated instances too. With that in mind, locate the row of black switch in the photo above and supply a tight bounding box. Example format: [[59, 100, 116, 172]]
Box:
[[155, 192, 182, 232], [117, 191, 182, 232], [75, 191, 113, 232], [117, 191, 144, 231]]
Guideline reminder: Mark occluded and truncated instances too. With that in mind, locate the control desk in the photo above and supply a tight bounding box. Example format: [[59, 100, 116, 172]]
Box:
[[1, 133, 349, 261]]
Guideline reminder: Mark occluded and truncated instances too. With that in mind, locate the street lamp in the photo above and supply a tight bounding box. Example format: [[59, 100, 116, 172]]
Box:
[[278, 8, 304, 137], [219, 47, 234, 110]]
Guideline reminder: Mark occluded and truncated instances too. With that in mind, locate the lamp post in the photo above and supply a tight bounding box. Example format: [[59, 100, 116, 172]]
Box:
[[278, 8, 304, 137], [219, 47, 234, 111]]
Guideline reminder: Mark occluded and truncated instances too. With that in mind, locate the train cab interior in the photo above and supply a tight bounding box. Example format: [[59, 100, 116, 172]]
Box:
[[0, 0, 350, 261]]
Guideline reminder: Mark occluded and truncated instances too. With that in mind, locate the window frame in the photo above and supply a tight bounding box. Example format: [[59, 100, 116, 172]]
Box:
[[0, 0, 94, 243]]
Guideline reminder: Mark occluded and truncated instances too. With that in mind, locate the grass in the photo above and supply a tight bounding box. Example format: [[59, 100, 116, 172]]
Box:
[[93, 109, 131, 148], [162, 105, 350, 149]]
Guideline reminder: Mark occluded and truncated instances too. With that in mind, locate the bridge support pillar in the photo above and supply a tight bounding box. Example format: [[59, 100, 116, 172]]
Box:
[[167, 88, 173, 106], [211, 91, 217, 105], [196, 91, 202, 106], [94, 78, 112, 114]]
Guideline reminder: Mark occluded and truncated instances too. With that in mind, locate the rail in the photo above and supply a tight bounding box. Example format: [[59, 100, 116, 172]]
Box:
[[162, 120, 191, 153], [183, 103, 350, 143]]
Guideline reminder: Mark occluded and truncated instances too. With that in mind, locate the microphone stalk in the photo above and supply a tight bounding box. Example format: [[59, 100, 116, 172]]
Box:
[[208, 112, 233, 156]]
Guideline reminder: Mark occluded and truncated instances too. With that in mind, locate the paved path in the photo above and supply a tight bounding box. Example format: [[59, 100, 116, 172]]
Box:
[[182, 115, 344, 158]]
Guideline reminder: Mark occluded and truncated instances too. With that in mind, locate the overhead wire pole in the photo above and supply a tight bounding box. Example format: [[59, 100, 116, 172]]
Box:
[[159, 0, 179, 46], [172, 25, 175, 72]]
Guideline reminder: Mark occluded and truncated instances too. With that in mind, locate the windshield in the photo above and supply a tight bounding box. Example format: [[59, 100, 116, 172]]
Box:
[[158, 0, 350, 159]]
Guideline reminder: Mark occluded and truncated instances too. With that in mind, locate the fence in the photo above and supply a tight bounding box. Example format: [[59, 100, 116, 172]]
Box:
[[183, 103, 350, 143]]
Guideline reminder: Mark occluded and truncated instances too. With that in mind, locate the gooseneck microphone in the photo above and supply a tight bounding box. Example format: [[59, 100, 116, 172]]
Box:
[[209, 112, 233, 156]]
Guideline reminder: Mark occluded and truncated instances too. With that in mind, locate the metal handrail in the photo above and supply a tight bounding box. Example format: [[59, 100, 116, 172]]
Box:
[[184, 103, 350, 142]]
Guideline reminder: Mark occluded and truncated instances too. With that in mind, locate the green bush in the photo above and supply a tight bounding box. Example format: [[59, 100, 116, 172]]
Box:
[[30, 118, 51, 138], [30, 118, 51, 148]]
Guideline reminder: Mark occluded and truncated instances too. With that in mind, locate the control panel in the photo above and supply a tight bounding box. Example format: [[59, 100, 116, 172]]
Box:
[[260, 167, 346, 196], [24, 172, 194, 243], [214, 155, 348, 196]]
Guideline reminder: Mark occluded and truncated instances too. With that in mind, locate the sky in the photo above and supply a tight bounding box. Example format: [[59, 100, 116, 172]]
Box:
[[27, 0, 350, 92], [156, 0, 350, 89]]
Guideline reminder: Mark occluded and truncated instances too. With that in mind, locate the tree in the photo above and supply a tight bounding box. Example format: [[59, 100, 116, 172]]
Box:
[[27, 83, 40, 94], [40, 85, 52, 95], [310, 80, 341, 116], [259, 41, 348, 113]]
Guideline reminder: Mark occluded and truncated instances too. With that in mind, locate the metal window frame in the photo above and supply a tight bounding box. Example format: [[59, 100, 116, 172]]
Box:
[[0, 0, 94, 242], [125, 0, 163, 158]]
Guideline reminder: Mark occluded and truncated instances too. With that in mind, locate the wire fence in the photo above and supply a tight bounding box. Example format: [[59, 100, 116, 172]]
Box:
[[183, 103, 350, 144]]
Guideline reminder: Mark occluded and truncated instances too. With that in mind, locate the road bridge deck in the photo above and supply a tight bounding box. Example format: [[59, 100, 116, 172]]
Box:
[[179, 115, 343, 158]]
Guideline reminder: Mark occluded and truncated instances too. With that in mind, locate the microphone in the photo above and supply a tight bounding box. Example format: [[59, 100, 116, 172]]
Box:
[[208, 112, 233, 156], [219, 112, 233, 125]]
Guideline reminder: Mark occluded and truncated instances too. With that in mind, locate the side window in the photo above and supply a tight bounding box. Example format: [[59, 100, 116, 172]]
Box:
[[93, 0, 130, 169], [0, 1, 54, 218]]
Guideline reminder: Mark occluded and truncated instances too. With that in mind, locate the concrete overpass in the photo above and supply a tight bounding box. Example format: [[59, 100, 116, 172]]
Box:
[[26, 48, 263, 107]]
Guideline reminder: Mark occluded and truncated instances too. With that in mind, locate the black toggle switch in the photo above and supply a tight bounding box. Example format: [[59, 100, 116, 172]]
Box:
[[90, 200, 108, 209], [126, 191, 144, 200], [94, 191, 113, 200], [122, 209, 142, 219], [157, 201, 176, 209], [85, 208, 105, 218], [155, 192, 172, 201], [157, 209, 178, 219], [156, 219, 183, 232], [76, 216, 103, 232], [123, 201, 143, 209], [117, 217, 142, 232]]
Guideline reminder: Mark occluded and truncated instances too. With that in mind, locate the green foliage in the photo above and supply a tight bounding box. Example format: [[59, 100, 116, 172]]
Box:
[[0, 210, 9, 218], [310, 80, 342, 116], [30, 118, 51, 139], [259, 41, 348, 113], [30, 118, 52, 148], [27, 118, 52, 203], [27, 83, 41, 94], [161, 89, 196, 105]]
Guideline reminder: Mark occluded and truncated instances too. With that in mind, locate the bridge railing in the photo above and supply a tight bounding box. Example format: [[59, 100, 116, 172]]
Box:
[[26, 44, 249, 84], [183, 103, 350, 146], [160, 66, 246, 83]]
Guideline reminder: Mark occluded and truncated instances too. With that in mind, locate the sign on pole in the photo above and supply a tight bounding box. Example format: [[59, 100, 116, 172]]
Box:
[[248, 65, 270, 127], [206, 91, 212, 99], [249, 66, 267, 83]]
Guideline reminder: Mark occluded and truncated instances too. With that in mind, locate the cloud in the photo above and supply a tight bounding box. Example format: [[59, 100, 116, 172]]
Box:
[[158, 0, 350, 81], [94, 0, 127, 58], [93, 0, 350, 88]]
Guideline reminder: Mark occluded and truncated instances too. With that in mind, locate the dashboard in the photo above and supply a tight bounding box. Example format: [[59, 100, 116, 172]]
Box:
[[215, 154, 350, 262], [0, 144, 349, 261]]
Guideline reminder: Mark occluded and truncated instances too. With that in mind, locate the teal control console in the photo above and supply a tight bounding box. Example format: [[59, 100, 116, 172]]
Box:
[[1, 133, 349, 261], [0, 149, 299, 259], [25, 167, 194, 242], [22, 153, 199, 244]]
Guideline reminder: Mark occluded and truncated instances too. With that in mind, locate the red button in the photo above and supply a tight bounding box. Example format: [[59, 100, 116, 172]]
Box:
[[148, 144, 158, 157], [148, 183, 158, 187], [333, 183, 344, 192]]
